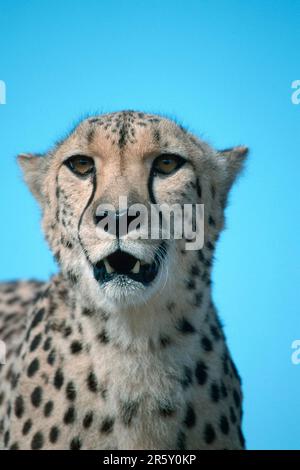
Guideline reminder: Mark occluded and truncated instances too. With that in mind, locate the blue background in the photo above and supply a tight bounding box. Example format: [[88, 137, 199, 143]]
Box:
[[0, 0, 299, 450]]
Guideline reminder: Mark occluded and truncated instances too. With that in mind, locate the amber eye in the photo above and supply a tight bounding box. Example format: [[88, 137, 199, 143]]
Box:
[[64, 155, 95, 177], [153, 154, 186, 175]]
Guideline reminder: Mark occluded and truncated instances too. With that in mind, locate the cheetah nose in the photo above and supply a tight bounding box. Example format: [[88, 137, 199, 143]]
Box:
[[94, 209, 139, 237]]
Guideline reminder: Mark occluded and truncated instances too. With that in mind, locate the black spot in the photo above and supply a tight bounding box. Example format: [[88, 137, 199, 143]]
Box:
[[201, 335, 213, 352], [64, 326, 72, 337], [10, 442, 19, 450], [64, 406, 76, 425], [14, 395, 24, 418], [82, 308, 94, 317], [66, 381, 76, 401], [27, 358, 39, 377], [158, 401, 176, 417], [97, 329, 109, 344], [223, 355, 229, 375], [83, 411, 93, 429], [6, 402, 11, 417], [70, 341, 83, 354], [167, 302, 175, 312], [191, 265, 200, 276], [6, 296, 19, 305], [159, 335, 172, 348], [67, 271, 78, 285], [208, 215, 216, 226], [49, 426, 60, 444], [153, 129, 160, 143], [220, 415, 230, 435], [43, 337, 52, 351], [22, 419, 32, 435], [176, 317, 196, 334], [120, 400, 139, 426], [186, 279, 196, 290], [87, 371, 98, 392], [31, 308, 45, 329], [100, 416, 115, 434], [195, 360, 208, 385], [31, 431, 44, 450], [118, 122, 127, 148], [4, 430, 10, 446], [89, 117, 102, 124], [183, 403, 196, 428], [210, 324, 221, 341], [100, 386, 108, 400], [194, 292, 203, 307], [204, 423, 216, 444], [44, 400, 54, 417], [206, 241, 214, 251], [230, 406, 237, 424], [54, 368, 64, 390], [30, 333, 42, 352], [53, 250, 61, 263], [211, 382, 220, 402], [220, 381, 228, 398], [233, 389, 241, 409], [47, 349, 56, 366], [87, 128, 95, 144], [177, 430, 186, 450], [70, 436, 82, 450], [31, 386, 43, 407]]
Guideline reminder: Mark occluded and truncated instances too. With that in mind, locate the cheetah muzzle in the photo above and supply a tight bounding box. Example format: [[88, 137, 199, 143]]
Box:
[[93, 243, 167, 286]]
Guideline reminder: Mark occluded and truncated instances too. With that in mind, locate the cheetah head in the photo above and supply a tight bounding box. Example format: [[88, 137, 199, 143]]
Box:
[[18, 111, 247, 312]]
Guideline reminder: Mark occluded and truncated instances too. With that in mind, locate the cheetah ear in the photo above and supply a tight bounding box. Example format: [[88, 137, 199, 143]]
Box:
[[18, 153, 48, 204], [216, 146, 248, 205]]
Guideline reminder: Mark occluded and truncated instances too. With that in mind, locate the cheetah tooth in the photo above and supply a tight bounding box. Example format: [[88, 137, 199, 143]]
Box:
[[131, 260, 141, 274], [103, 259, 114, 274]]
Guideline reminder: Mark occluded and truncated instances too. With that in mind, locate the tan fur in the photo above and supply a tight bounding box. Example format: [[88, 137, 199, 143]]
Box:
[[0, 111, 247, 449]]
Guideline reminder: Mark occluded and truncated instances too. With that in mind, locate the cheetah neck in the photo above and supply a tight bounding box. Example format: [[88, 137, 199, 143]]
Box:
[[59, 271, 215, 354]]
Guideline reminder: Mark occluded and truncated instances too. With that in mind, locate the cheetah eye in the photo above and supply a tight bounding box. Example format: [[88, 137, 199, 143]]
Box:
[[64, 155, 95, 177], [153, 154, 186, 176]]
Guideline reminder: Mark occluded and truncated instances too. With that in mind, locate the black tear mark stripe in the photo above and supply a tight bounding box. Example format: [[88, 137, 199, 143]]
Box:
[[77, 173, 97, 266], [148, 167, 165, 235], [147, 167, 157, 205], [196, 178, 202, 199], [55, 173, 61, 222]]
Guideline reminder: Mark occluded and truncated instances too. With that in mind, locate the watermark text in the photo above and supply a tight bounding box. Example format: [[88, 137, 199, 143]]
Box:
[[291, 340, 300, 365], [291, 80, 300, 105], [0, 80, 6, 105]]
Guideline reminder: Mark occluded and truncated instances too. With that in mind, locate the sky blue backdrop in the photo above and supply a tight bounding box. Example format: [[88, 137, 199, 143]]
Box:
[[0, 0, 299, 450]]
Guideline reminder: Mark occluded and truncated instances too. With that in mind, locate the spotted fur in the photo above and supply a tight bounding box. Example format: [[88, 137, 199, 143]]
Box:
[[0, 111, 247, 449]]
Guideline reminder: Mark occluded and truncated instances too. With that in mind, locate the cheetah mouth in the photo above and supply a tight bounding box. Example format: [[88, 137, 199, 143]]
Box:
[[93, 243, 167, 286]]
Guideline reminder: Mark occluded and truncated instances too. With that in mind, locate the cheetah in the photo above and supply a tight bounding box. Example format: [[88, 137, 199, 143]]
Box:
[[0, 111, 247, 450]]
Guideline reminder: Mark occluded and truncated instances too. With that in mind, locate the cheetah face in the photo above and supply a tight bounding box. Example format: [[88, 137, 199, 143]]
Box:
[[18, 111, 247, 311]]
